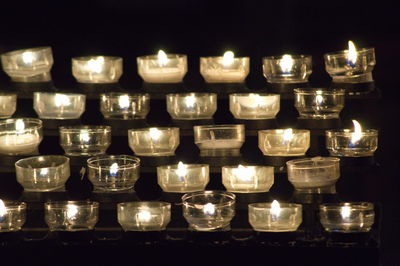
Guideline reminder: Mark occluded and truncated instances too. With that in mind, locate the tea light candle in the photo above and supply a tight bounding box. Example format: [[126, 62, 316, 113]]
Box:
[[258, 129, 310, 156], [248, 200, 302, 232], [0, 200, 27, 232], [229, 93, 280, 120], [326, 120, 378, 157], [324, 40, 376, 83], [0, 93, 17, 119], [72, 56, 123, 83], [200, 51, 250, 83], [157, 162, 209, 193], [263, 54, 312, 83], [1, 47, 53, 82], [128, 127, 180, 156], [166, 93, 217, 120], [319, 202, 375, 232], [117, 202, 171, 231], [222, 165, 274, 193], [0, 118, 43, 156], [137, 50, 187, 83], [100, 93, 150, 120]]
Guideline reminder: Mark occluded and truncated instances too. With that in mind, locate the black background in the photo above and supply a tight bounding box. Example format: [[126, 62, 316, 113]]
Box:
[[0, 0, 399, 264]]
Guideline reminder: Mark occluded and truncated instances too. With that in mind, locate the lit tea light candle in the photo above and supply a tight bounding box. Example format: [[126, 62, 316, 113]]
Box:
[[72, 56, 123, 83], [229, 93, 280, 120], [258, 129, 310, 156], [100, 93, 150, 120], [0, 93, 17, 119], [248, 200, 302, 232], [326, 120, 378, 157], [137, 50, 187, 83], [0, 199, 27, 232], [222, 165, 274, 193], [200, 50, 250, 83], [166, 93, 217, 120], [263, 54, 312, 83], [324, 40, 376, 83]]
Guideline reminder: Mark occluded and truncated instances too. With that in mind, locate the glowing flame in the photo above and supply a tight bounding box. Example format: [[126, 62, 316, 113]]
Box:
[[351, 120, 362, 144], [110, 162, 119, 177], [283, 128, 294, 142], [271, 200, 281, 217], [347, 40, 358, 67], [40, 168, 49, 176], [233, 165, 254, 182], [176, 161, 188, 178], [22, 51, 34, 65], [0, 200, 7, 217], [79, 130, 90, 143], [54, 94, 71, 107], [249, 93, 263, 106], [87, 57, 105, 73], [118, 95, 130, 109], [341, 205, 351, 220], [222, 51, 235, 67], [203, 203, 216, 216], [280, 54, 294, 73], [66, 204, 79, 220], [15, 119, 25, 132], [149, 128, 161, 141], [315, 90, 324, 105], [157, 50, 169, 66], [184, 95, 196, 108], [137, 209, 152, 222]]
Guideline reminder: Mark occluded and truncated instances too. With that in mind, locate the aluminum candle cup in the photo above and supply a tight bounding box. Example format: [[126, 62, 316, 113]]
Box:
[[0, 118, 43, 156], [248, 201, 302, 232], [33, 92, 86, 120], [258, 129, 310, 156], [128, 127, 180, 156], [263, 55, 312, 83], [15, 155, 70, 192], [87, 155, 140, 192], [117, 202, 171, 231], [182, 191, 236, 231], [45, 201, 99, 231], [59, 126, 112, 156], [1, 47, 53, 82], [72, 56, 123, 83], [166, 93, 217, 120], [294, 88, 345, 119], [0, 201, 27, 232], [222, 165, 274, 193], [319, 202, 375, 233], [286, 157, 340, 193], [100, 93, 150, 120], [157, 162, 209, 193], [0, 93, 17, 119], [229, 93, 280, 120]]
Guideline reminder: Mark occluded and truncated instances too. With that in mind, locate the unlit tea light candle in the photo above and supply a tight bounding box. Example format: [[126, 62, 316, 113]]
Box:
[[222, 165, 274, 193], [229, 93, 280, 120], [0, 200, 27, 232], [258, 128, 310, 156], [263, 54, 312, 83], [72, 56, 123, 83], [166, 93, 217, 120]]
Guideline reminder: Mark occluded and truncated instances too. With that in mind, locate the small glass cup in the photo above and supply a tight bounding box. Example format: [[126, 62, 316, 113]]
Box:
[[258, 129, 310, 156], [182, 191, 236, 231], [200, 56, 249, 83], [15, 155, 70, 192], [194, 124, 245, 156], [157, 163, 209, 193], [326, 129, 378, 157], [137, 53, 187, 83], [0, 201, 27, 232], [128, 127, 180, 157], [33, 92, 86, 120], [87, 155, 140, 192], [319, 202, 375, 232], [166, 93, 217, 120], [117, 201, 171, 231], [0, 93, 17, 119], [1, 46, 53, 82], [222, 165, 274, 193], [44, 201, 99, 231], [248, 202, 302, 232], [72, 56, 123, 83], [59, 126, 112, 156], [286, 157, 340, 193], [263, 55, 312, 83], [100, 93, 150, 120], [294, 88, 345, 119], [0, 118, 43, 156], [229, 93, 280, 120]]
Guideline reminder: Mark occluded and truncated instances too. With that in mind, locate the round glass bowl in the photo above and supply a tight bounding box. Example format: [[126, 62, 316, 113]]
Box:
[[286, 157, 340, 193], [182, 191, 236, 231], [15, 155, 70, 192], [263, 55, 312, 83], [72, 56, 123, 83], [157, 163, 209, 193], [59, 126, 111, 156], [0, 118, 43, 156], [1, 46, 53, 82], [258, 129, 310, 156], [33, 92, 86, 120], [128, 127, 180, 157], [137, 54, 187, 83], [200, 56, 249, 83], [0, 93, 17, 119], [248, 202, 302, 232], [326, 129, 378, 157], [44, 201, 99, 231], [100, 93, 150, 120], [117, 201, 171, 231], [319, 202, 375, 233], [222, 165, 274, 193], [229, 93, 280, 120], [324, 48, 375, 83], [87, 155, 140, 192], [166, 93, 217, 120], [294, 88, 345, 119], [0, 201, 27, 232]]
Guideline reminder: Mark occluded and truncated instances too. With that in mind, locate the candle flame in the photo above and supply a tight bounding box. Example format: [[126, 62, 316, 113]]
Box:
[[149, 128, 162, 141], [22, 51, 34, 65], [118, 95, 130, 109], [87, 57, 105, 73], [79, 130, 90, 143], [315, 90, 324, 105], [54, 94, 71, 107], [184, 95, 196, 108], [341, 205, 351, 220], [351, 120, 362, 144], [222, 50, 235, 67], [280, 54, 294, 73], [233, 164, 254, 182], [176, 161, 188, 178], [66, 204, 78, 220], [110, 162, 119, 177], [40, 168, 49, 176], [347, 40, 358, 67], [203, 203, 216, 216], [137, 209, 152, 222], [157, 50, 169, 66], [15, 119, 25, 132], [271, 200, 281, 217], [0, 200, 7, 216], [249, 93, 263, 106], [283, 128, 294, 142]]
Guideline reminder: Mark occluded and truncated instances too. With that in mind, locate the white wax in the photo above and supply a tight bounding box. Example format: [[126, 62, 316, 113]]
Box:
[[199, 140, 242, 150], [0, 134, 41, 155], [140, 68, 183, 83], [203, 69, 246, 83]]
